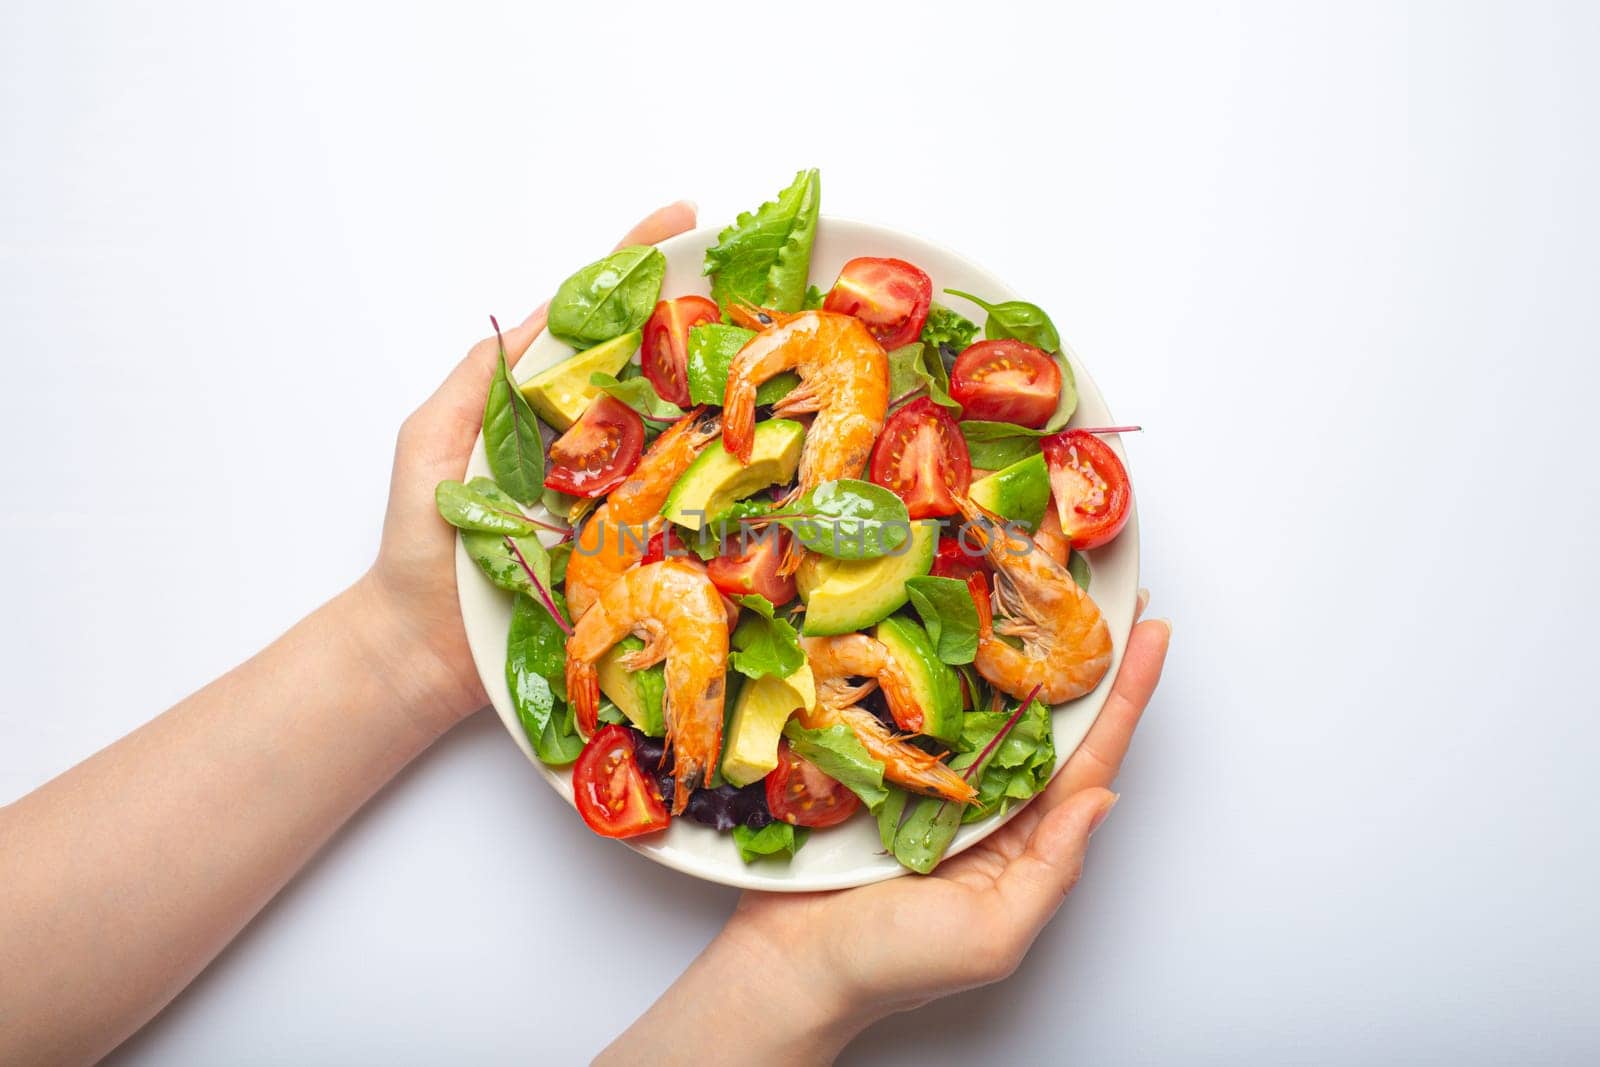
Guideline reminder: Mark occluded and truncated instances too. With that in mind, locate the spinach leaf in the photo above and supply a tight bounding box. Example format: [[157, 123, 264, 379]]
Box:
[[890, 784, 968, 875], [778, 479, 910, 559], [876, 787, 911, 851], [588, 371, 685, 423], [548, 245, 666, 348], [943, 289, 1062, 353], [542, 486, 582, 521], [703, 169, 821, 312], [685, 323, 798, 406], [958, 699, 1057, 824], [548, 541, 572, 585], [434, 479, 541, 536], [919, 303, 979, 354], [886, 342, 960, 412], [1066, 548, 1090, 591], [1043, 351, 1078, 432], [902, 577, 980, 665], [782, 721, 890, 811], [960, 420, 1046, 469], [482, 327, 545, 505], [506, 591, 583, 765], [802, 283, 828, 310], [729, 594, 805, 680], [733, 821, 809, 863], [461, 481, 553, 596]]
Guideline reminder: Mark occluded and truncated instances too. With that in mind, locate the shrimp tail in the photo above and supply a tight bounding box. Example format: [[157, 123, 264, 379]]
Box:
[[723, 378, 758, 464], [566, 659, 600, 740]]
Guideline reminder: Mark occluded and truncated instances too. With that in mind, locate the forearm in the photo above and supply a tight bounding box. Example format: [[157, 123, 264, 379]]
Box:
[[597, 919, 879, 1066], [0, 577, 454, 1063]]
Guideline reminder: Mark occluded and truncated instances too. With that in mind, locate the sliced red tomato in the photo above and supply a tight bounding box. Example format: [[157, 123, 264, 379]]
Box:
[[706, 529, 796, 606], [572, 725, 671, 838], [1041, 429, 1132, 550], [822, 257, 932, 349], [765, 740, 861, 828], [641, 526, 684, 565], [544, 395, 645, 498], [931, 534, 992, 583], [869, 398, 971, 519], [642, 295, 719, 407], [949, 339, 1061, 428]]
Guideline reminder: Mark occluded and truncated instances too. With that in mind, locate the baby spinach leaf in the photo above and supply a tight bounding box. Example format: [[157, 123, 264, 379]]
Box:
[[729, 594, 806, 680], [506, 591, 583, 765], [779, 479, 911, 559], [685, 323, 798, 406], [919, 303, 979, 355], [482, 327, 545, 505], [782, 721, 890, 811], [548, 245, 666, 348], [461, 481, 553, 596], [902, 576, 980, 665], [548, 541, 572, 585], [959, 420, 1046, 469], [944, 289, 1062, 353], [886, 342, 960, 412], [1067, 548, 1091, 591], [733, 821, 809, 863], [1043, 351, 1078, 432], [588, 371, 685, 423], [703, 168, 821, 313], [434, 479, 541, 536]]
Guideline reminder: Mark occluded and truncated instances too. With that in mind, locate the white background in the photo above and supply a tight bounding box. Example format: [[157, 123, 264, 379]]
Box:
[[3, 1, 1597, 1063]]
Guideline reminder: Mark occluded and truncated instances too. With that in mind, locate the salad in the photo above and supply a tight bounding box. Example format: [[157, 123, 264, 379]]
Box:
[[436, 170, 1135, 874]]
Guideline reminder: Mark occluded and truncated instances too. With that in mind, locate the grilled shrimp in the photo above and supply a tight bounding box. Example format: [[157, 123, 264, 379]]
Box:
[[564, 407, 721, 619], [722, 308, 889, 573], [799, 635, 977, 804], [954, 496, 1112, 704], [566, 559, 730, 812]]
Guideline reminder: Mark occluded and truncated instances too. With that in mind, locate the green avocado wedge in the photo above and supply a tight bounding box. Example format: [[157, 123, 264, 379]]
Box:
[[874, 615, 963, 746], [795, 520, 938, 635], [968, 452, 1050, 533], [661, 420, 804, 531], [518, 331, 641, 431]]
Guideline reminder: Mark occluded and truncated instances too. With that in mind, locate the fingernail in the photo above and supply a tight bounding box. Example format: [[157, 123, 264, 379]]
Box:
[[1089, 793, 1119, 836], [1152, 617, 1173, 640], [679, 199, 699, 218], [1136, 588, 1149, 615]]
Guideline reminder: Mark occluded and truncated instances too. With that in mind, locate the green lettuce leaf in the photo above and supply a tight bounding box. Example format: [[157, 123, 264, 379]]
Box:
[[902, 577, 980, 664], [803, 283, 828, 310], [732, 821, 809, 863], [782, 721, 890, 811], [919, 303, 979, 355], [703, 169, 821, 313], [957, 700, 1057, 824], [730, 594, 805, 680]]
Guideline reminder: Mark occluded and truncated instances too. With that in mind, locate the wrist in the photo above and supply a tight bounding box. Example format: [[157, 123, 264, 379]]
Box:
[[337, 574, 487, 740]]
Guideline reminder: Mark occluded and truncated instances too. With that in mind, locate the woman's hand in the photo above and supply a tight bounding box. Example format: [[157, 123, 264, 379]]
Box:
[[600, 603, 1170, 1064], [356, 202, 699, 733]]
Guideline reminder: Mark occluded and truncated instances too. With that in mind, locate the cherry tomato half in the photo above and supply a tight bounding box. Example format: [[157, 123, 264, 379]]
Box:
[[949, 339, 1061, 428], [641, 525, 684, 565], [706, 529, 797, 606], [931, 534, 992, 583], [642, 295, 720, 407], [572, 725, 671, 838], [544, 395, 645, 498], [869, 398, 972, 519], [1041, 429, 1132, 550], [822, 257, 932, 349], [765, 740, 861, 828]]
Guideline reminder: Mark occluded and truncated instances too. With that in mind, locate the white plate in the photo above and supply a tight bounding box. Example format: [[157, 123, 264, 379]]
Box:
[[456, 216, 1139, 891]]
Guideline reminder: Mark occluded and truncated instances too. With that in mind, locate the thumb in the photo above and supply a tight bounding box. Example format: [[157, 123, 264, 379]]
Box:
[[995, 788, 1119, 935]]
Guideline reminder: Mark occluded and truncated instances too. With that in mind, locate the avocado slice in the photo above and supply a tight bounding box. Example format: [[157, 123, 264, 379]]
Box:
[[661, 419, 804, 531], [597, 636, 665, 736], [518, 331, 641, 431], [721, 665, 816, 787], [795, 520, 938, 636], [685, 323, 799, 407], [874, 615, 963, 746], [968, 453, 1049, 533]]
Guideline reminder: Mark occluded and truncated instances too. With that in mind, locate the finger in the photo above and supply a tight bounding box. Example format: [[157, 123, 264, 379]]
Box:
[[993, 787, 1118, 936], [612, 200, 698, 250], [1050, 617, 1171, 798]]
